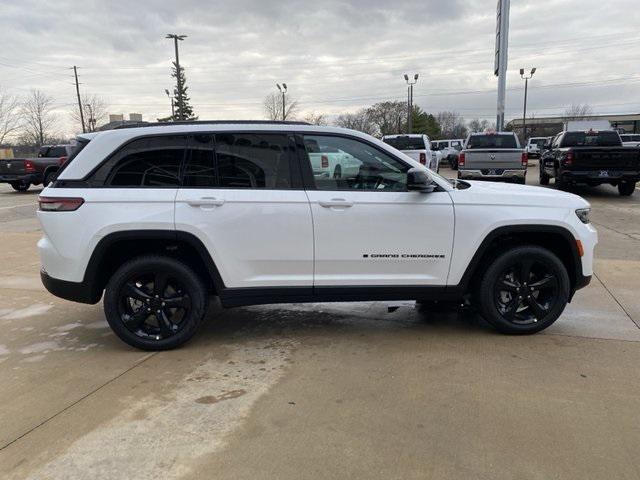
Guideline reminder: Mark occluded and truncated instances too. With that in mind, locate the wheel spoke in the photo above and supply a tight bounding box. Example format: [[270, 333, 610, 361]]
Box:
[[153, 272, 169, 297], [530, 275, 557, 291], [525, 296, 548, 319], [519, 260, 534, 285], [498, 279, 519, 292], [123, 282, 152, 302], [164, 294, 190, 309], [123, 309, 148, 330], [501, 297, 520, 320], [155, 309, 175, 337]]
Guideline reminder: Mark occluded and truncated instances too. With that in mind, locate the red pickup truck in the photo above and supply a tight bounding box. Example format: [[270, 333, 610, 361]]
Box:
[[0, 145, 73, 192]]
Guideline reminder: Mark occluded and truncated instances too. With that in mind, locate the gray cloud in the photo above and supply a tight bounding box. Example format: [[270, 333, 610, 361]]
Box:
[[1, 0, 639, 137]]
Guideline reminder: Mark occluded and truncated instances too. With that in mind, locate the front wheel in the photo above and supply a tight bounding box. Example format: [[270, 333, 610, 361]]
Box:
[[618, 181, 636, 196], [539, 167, 550, 185], [103, 255, 207, 350], [10, 181, 30, 192], [477, 246, 570, 334]]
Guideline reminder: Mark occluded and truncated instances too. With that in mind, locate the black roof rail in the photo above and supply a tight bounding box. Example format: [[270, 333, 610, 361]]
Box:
[[111, 120, 311, 130]]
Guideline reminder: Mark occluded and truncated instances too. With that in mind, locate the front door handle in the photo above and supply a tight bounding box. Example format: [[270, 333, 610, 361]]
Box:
[[318, 199, 353, 208], [187, 197, 225, 207]]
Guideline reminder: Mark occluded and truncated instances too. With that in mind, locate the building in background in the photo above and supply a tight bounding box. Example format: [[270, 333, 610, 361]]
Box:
[[508, 113, 640, 140], [99, 113, 146, 131]]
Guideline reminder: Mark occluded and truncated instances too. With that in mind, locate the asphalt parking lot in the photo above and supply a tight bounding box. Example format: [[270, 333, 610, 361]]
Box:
[[1, 168, 639, 479]]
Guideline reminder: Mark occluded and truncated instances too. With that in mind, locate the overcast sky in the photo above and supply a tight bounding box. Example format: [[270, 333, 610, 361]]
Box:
[[2, 0, 639, 136]]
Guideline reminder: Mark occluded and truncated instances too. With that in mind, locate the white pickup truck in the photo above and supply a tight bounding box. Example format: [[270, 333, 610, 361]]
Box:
[[382, 134, 439, 172], [458, 132, 527, 184]]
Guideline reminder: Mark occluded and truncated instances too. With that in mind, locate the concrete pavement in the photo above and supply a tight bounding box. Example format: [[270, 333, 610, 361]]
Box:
[[0, 173, 639, 479]]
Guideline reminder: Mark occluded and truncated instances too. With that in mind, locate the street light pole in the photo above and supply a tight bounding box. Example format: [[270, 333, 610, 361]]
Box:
[[166, 34, 187, 120], [276, 83, 288, 121], [403, 74, 419, 134], [519, 67, 536, 141]]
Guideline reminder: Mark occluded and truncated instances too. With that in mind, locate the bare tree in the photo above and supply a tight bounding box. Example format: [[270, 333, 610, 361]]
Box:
[[263, 92, 299, 121], [436, 111, 468, 138], [0, 88, 21, 145], [467, 118, 491, 133], [21, 90, 56, 146], [334, 109, 377, 135], [563, 104, 594, 121], [365, 101, 407, 136], [71, 93, 108, 132], [303, 111, 328, 126]]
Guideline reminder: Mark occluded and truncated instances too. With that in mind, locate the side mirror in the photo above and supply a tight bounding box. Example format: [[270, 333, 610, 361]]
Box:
[[407, 168, 436, 193]]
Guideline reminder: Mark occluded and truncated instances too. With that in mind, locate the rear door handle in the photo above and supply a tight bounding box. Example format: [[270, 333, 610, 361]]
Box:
[[318, 199, 353, 208], [187, 197, 225, 207]]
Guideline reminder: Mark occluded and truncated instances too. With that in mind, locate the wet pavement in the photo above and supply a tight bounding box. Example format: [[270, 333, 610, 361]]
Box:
[[0, 171, 639, 479]]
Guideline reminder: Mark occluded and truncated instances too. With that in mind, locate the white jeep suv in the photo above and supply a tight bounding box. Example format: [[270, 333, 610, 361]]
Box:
[[38, 122, 597, 350]]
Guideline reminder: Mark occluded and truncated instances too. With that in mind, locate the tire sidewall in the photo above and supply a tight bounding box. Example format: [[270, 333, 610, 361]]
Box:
[[104, 255, 207, 350], [478, 246, 570, 334]]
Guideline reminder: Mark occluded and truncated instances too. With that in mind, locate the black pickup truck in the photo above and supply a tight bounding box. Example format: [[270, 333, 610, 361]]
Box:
[[540, 130, 640, 196], [0, 145, 74, 192]]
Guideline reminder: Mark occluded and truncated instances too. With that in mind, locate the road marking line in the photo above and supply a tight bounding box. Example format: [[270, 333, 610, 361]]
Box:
[[0, 202, 37, 210]]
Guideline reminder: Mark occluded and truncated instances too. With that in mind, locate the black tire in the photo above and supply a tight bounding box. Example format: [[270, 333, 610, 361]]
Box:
[[43, 170, 55, 187], [10, 181, 30, 192], [539, 167, 550, 185], [333, 165, 342, 179], [555, 172, 569, 191], [477, 246, 570, 334], [104, 255, 207, 350], [515, 177, 526, 185], [450, 157, 458, 170], [618, 181, 636, 196]]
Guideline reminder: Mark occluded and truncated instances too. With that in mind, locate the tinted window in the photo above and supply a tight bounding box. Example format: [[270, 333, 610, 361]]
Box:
[[214, 133, 292, 189], [304, 135, 410, 191], [383, 136, 426, 151], [96, 135, 185, 187], [467, 134, 518, 149], [621, 134, 640, 142], [183, 134, 215, 187], [561, 131, 621, 147]]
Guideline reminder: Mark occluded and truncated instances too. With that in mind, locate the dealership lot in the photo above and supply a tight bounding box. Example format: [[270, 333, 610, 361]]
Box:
[[1, 170, 639, 479]]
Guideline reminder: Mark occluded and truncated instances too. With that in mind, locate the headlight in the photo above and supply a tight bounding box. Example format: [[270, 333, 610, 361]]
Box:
[[575, 208, 591, 224]]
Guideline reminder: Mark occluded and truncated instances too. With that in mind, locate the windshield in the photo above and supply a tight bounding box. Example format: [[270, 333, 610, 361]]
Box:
[[383, 136, 425, 151], [467, 134, 518, 149], [561, 131, 621, 147]]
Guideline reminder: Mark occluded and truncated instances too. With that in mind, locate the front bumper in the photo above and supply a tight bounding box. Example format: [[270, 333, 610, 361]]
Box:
[[458, 168, 526, 181]]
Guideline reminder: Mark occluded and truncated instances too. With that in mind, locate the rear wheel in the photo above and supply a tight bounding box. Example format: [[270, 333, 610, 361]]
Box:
[[43, 170, 56, 187], [539, 166, 550, 185], [10, 181, 30, 192], [618, 181, 636, 196], [555, 172, 569, 191], [478, 246, 570, 334], [333, 165, 342, 179], [104, 255, 207, 350]]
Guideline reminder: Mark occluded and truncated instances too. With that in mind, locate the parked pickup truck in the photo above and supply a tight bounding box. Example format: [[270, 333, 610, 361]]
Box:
[[0, 145, 74, 192], [457, 132, 527, 184], [539, 130, 640, 196]]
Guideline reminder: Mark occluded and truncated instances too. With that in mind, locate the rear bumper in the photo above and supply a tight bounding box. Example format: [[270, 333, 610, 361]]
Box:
[[561, 170, 640, 183], [40, 269, 101, 304], [0, 173, 41, 184], [458, 168, 526, 180]]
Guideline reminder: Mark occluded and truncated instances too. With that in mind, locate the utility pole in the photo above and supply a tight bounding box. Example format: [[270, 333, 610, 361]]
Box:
[[519, 67, 536, 142], [276, 83, 288, 121], [403, 74, 418, 134], [165, 89, 175, 119], [73, 66, 85, 133], [166, 34, 187, 120], [494, 0, 510, 131]]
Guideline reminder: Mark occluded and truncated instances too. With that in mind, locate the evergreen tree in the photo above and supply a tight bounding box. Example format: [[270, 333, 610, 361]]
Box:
[[170, 62, 197, 121], [412, 105, 442, 139]]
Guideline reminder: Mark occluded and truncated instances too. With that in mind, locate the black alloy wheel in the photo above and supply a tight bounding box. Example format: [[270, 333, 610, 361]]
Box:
[[479, 246, 570, 334], [104, 255, 207, 350]]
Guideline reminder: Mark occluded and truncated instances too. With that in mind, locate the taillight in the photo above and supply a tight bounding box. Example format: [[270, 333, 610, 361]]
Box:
[[521, 152, 528, 167], [24, 160, 35, 173], [564, 151, 574, 166], [321, 155, 329, 169], [58, 156, 68, 166], [38, 197, 84, 212], [419, 152, 426, 165], [458, 152, 465, 167]]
